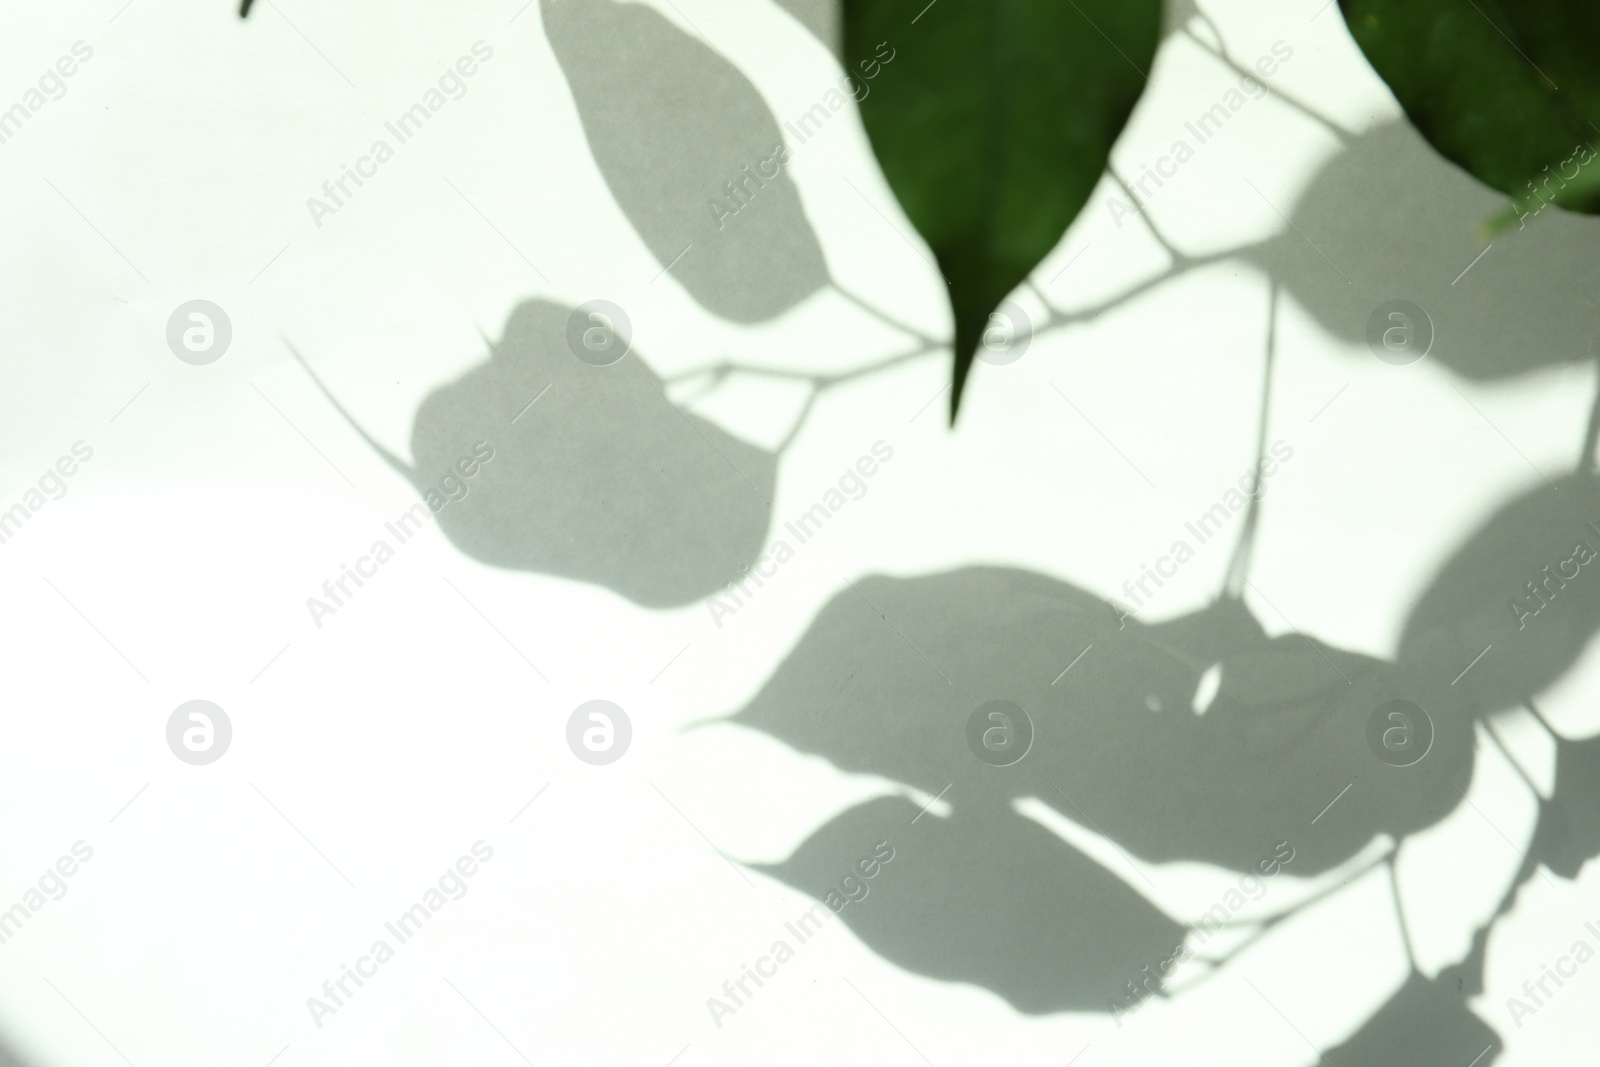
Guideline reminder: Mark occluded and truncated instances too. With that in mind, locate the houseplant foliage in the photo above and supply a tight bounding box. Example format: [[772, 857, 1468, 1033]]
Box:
[[1339, 0, 1600, 226], [836, 0, 1599, 415], [842, 0, 1160, 420], [226, 1, 1600, 1062], [237, 0, 1598, 411]]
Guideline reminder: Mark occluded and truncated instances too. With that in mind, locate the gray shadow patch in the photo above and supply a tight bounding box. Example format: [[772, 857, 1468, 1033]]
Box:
[[1250, 120, 1600, 381], [754, 794, 1186, 1014], [412, 300, 775, 607], [295, 300, 776, 609], [726, 565, 1514, 1023], [732, 567, 1476, 882], [543, 0, 830, 323], [771, 0, 840, 57]]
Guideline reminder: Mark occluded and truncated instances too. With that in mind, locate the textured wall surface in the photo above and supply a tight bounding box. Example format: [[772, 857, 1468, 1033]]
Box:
[[1, 2, 1598, 1065]]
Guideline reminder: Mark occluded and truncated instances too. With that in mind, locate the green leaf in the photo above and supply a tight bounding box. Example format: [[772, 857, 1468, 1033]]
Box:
[[843, 0, 1160, 422], [1340, 0, 1600, 221]]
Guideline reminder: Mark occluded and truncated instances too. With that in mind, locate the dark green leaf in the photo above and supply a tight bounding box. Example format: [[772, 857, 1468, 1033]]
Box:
[[1339, 0, 1600, 221], [843, 0, 1160, 421]]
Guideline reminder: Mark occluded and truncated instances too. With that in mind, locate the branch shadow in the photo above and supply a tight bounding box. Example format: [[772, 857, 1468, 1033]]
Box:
[[255, 3, 1600, 1057], [725, 565, 1488, 1018], [731, 508, 1600, 1041]]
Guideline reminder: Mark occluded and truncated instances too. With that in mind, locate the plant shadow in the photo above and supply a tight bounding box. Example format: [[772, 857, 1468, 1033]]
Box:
[[298, 299, 777, 609], [1246, 119, 1600, 381], [542, 0, 832, 325]]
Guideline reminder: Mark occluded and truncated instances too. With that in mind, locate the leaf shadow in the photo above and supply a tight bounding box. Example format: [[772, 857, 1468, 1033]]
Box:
[[725, 565, 1490, 1018], [296, 298, 777, 609], [1323, 963, 1500, 1067], [1245, 119, 1600, 381], [754, 793, 1187, 1014], [542, 0, 831, 324], [1399, 471, 1600, 718]]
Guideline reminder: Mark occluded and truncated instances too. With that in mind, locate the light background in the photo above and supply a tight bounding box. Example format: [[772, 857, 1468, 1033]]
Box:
[[0, 1, 1597, 1065]]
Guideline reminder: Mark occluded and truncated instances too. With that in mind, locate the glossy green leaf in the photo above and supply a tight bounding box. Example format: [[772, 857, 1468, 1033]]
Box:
[[1340, 0, 1600, 226], [843, 0, 1160, 422]]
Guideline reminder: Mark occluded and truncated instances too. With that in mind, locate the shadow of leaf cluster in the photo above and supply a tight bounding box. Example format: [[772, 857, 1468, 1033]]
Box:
[[268, 3, 1600, 1062]]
